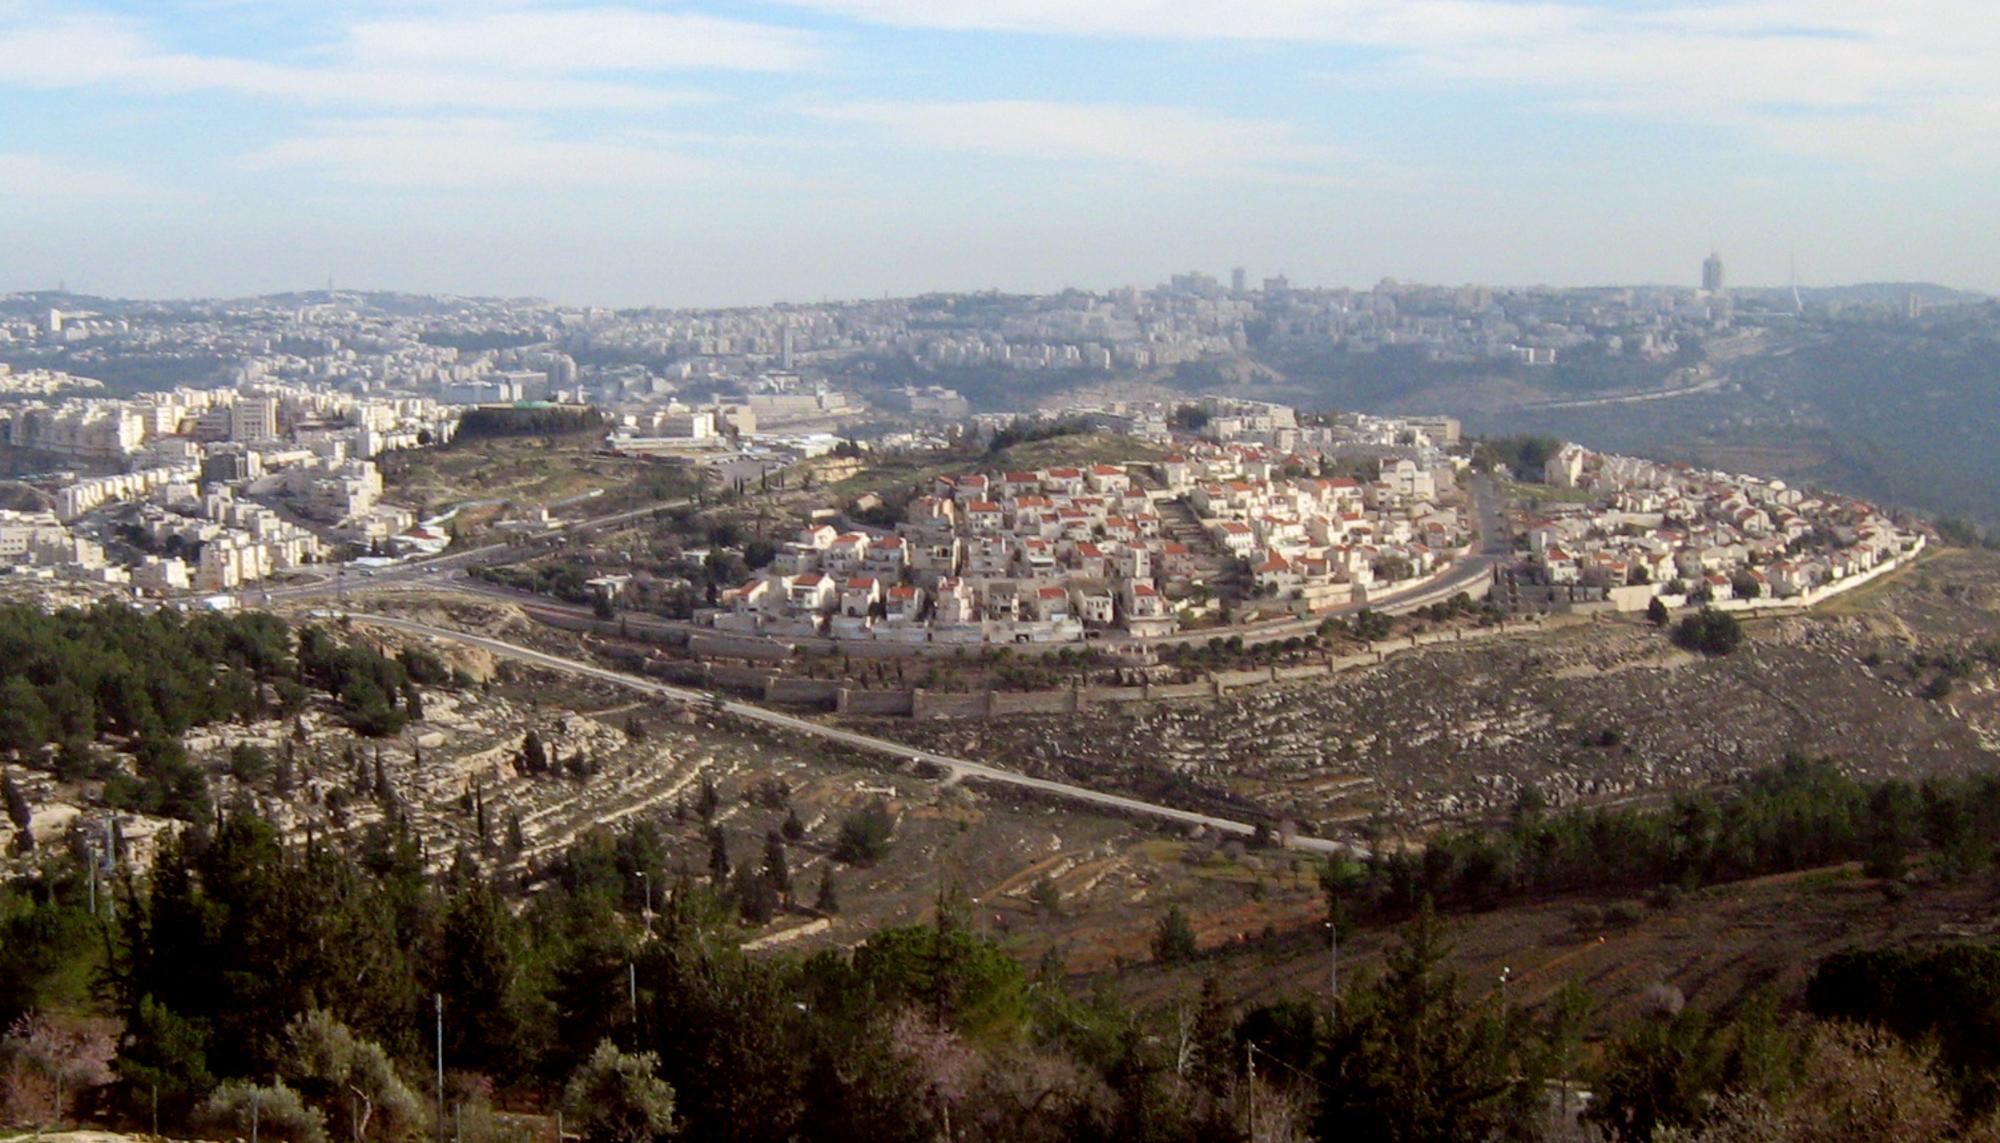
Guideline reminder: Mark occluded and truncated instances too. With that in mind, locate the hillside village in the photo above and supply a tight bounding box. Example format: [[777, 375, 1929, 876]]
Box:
[[694, 403, 1923, 649], [1520, 442, 1918, 610], [702, 407, 1476, 645]]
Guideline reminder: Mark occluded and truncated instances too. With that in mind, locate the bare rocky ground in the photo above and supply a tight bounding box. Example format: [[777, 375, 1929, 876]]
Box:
[[845, 549, 2000, 841]]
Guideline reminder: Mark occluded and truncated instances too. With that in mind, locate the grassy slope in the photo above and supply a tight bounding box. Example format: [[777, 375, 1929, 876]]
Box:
[[381, 434, 657, 513], [831, 432, 1174, 497]]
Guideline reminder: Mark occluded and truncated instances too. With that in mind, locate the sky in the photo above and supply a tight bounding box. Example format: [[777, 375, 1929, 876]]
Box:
[[2, 0, 1997, 307]]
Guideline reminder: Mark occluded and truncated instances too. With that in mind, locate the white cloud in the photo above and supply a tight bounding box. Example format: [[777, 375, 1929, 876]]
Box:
[[785, 0, 2000, 166], [0, 5, 816, 111], [808, 100, 1340, 171], [0, 152, 174, 203], [345, 9, 819, 74], [236, 117, 715, 188]]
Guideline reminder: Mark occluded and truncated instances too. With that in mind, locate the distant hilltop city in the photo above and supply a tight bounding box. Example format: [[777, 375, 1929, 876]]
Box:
[[0, 260, 1983, 605]]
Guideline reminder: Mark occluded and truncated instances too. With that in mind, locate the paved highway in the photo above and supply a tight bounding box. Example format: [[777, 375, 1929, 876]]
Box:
[[348, 611, 1361, 857]]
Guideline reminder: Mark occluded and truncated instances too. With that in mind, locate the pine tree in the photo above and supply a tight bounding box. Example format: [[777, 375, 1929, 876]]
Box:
[[814, 868, 839, 915], [1316, 904, 1524, 1142], [1189, 974, 1234, 1097], [435, 871, 528, 1081], [1151, 906, 1198, 963], [521, 730, 548, 775], [762, 830, 791, 905], [697, 777, 720, 821], [707, 826, 730, 884], [505, 810, 525, 855], [781, 807, 805, 842], [732, 864, 777, 925]]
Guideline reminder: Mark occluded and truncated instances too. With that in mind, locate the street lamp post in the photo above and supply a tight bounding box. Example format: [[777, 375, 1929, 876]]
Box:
[[1324, 917, 1339, 1023], [434, 994, 445, 1143]]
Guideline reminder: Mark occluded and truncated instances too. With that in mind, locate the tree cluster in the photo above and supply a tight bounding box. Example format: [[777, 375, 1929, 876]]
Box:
[[1329, 755, 2000, 923], [1673, 607, 1744, 656], [0, 607, 444, 818]]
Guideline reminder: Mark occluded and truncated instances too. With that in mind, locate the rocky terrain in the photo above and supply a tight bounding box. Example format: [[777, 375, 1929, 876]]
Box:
[[849, 550, 2000, 840]]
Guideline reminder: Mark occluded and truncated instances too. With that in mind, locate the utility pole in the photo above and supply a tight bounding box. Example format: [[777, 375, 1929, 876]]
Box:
[[1245, 1041, 1257, 1142], [628, 962, 638, 1023], [434, 994, 445, 1143], [1325, 917, 1339, 1023]]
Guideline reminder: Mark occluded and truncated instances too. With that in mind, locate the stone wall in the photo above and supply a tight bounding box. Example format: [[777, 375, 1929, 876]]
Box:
[[689, 633, 795, 662], [837, 688, 916, 716], [990, 689, 1076, 716], [912, 689, 990, 719], [710, 664, 774, 694], [764, 676, 842, 708], [1212, 667, 1273, 690]]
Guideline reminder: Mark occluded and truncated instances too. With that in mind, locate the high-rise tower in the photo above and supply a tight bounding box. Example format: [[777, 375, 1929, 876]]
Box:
[[1702, 251, 1725, 292]]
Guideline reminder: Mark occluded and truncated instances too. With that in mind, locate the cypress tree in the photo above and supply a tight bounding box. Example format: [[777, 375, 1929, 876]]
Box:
[[707, 826, 730, 884], [762, 830, 791, 905]]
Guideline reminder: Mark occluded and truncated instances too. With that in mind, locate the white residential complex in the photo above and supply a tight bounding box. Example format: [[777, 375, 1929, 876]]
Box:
[[702, 408, 1472, 646]]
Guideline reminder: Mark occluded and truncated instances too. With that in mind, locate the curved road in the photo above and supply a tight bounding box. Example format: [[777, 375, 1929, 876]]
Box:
[[261, 498, 695, 604], [348, 611, 1360, 857], [336, 480, 1510, 658]]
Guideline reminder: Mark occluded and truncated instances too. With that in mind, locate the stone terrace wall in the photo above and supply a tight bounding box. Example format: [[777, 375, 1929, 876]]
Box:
[[764, 677, 842, 708], [990, 689, 1077, 716], [912, 690, 990, 719], [837, 688, 916, 716]]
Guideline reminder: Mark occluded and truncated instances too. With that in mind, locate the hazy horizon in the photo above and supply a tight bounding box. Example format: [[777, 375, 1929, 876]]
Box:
[[6, 0, 1999, 307], [4, 274, 1989, 315]]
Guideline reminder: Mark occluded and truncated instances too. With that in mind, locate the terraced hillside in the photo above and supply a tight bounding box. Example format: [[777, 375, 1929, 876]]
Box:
[[851, 549, 2000, 839]]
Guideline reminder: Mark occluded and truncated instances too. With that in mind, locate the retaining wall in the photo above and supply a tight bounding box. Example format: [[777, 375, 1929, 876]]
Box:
[[710, 665, 775, 694], [764, 677, 842, 707], [837, 688, 916, 716], [688, 634, 795, 662], [1273, 663, 1332, 682], [912, 690, 990, 719], [990, 689, 1076, 716]]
